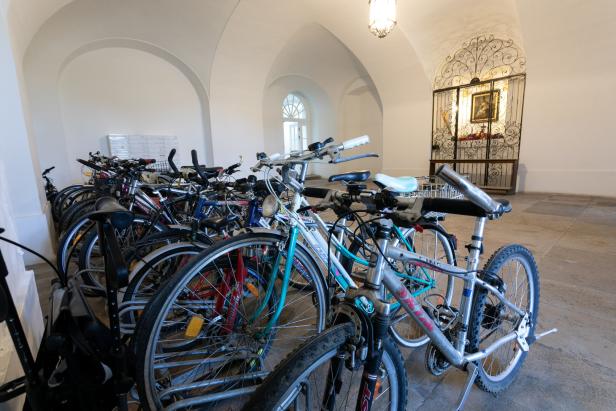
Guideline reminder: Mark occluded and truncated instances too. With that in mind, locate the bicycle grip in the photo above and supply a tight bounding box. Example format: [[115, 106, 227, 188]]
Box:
[[342, 135, 370, 150], [168, 149, 180, 174], [191, 150, 208, 182], [303, 187, 330, 199], [435, 164, 502, 214]]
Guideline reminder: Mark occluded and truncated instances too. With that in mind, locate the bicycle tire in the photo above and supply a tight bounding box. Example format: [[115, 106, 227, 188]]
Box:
[[468, 244, 539, 394], [76, 216, 167, 293], [244, 322, 408, 411]]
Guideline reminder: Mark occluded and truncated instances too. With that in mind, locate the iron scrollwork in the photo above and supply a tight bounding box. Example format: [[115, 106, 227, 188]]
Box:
[[434, 35, 526, 89]]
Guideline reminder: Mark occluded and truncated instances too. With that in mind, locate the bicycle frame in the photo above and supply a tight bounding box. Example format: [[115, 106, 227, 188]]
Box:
[[365, 217, 528, 368], [308, 209, 440, 297], [254, 165, 451, 336]]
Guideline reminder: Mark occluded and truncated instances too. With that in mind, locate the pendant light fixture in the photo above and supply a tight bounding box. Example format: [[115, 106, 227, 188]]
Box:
[[368, 0, 397, 38]]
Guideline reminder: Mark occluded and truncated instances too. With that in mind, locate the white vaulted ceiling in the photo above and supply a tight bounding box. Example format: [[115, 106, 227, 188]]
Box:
[[2, 0, 72, 58], [3, 0, 616, 196], [398, 0, 524, 82], [4, 0, 526, 83]]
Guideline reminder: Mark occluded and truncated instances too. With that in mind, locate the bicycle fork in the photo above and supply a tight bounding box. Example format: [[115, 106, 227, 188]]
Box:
[[355, 313, 389, 411]]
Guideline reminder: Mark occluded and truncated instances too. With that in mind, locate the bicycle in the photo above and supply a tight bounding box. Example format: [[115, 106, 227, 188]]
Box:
[[0, 197, 140, 410], [132, 136, 460, 410], [246, 164, 557, 411]]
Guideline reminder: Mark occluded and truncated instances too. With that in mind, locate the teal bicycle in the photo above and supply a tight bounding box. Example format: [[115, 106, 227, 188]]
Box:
[[133, 136, 457, 410]]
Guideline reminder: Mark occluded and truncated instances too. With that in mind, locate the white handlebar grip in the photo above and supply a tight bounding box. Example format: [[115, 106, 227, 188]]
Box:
[[269, 153, 282, 161], [342, 135, 370, 150]]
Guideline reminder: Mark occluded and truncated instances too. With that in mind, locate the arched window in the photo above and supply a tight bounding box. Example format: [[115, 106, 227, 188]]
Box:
[[282, 93, 308, 152]]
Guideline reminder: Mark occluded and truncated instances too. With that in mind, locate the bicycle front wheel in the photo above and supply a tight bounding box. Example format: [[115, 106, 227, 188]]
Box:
[[468, 244, 539, 394], [134, 231, 328, 410], [244, 323, 408, 411]]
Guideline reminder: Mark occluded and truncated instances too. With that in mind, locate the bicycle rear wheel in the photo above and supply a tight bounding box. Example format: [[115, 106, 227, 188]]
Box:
[[244, 323, 408, 411]]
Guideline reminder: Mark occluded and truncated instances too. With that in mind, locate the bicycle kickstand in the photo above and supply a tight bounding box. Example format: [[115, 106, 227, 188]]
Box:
[[454, 362, 478, 411]]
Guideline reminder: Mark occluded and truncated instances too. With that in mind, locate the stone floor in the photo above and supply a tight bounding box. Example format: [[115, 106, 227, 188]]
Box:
[[401, 192, 616, 411], [28, 192, 616, 410]]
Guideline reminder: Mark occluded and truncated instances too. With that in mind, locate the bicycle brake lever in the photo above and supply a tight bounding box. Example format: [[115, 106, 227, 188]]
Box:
[[330, 153, 379, 164]]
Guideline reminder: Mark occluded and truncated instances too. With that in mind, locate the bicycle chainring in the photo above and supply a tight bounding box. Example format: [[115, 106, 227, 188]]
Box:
[[425, 341, 451, 376]]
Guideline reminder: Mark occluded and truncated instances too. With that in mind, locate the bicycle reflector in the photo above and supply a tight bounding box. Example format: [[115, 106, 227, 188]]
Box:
[[185, 315, 205, 338]]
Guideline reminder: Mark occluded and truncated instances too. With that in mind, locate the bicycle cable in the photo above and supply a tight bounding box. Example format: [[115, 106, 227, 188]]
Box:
[[0, 235, 63, 280]]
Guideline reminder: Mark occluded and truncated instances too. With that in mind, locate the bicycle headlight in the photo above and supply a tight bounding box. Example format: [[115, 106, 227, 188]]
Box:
[[262, 194, 280, 217]]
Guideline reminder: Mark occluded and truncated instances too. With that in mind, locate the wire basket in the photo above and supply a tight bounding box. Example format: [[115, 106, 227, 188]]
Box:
[[148, 160, 171, 173], [404, 176, 464, 219]]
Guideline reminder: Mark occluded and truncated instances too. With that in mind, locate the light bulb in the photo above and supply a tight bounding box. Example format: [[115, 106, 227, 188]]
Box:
[[369, 0, 397, 38]]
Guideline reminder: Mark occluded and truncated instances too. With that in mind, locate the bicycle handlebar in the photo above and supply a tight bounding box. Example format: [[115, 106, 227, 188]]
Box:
[[252, 135, 373, 171], [190, 150, 210, 186], [435, 164, 502, 214], [77, 158, 104, 172], [168, 149, 180, 174]]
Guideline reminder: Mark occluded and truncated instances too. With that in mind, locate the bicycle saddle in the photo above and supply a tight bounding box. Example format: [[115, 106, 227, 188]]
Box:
[[200, 214, 240, 232], [374, 173, 418, 193], [328, 170, 370, 183], [88, 197, 134, 229]]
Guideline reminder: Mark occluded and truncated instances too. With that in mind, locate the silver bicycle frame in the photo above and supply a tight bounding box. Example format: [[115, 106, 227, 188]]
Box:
[[364, 218, 528, 368]]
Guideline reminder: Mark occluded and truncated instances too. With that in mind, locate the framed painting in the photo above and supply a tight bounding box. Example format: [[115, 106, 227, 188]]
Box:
[[471, 90, 500, 123]]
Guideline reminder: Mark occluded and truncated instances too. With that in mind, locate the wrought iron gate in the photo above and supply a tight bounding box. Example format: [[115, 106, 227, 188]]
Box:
[[430, 36, 526, 194]]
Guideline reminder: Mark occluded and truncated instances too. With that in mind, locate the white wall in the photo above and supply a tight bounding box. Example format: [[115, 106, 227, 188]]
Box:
[[58, 47, 205, 182], [0, 4, 44, 400], [0, 6, 52, 262], [338, 82, 383, 174], [516, 0, 616, 196], [262, 23, 383, 177], [263, 75, 335, 154], [23, 0, 239, 187], [7, 0, 616, 207]]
